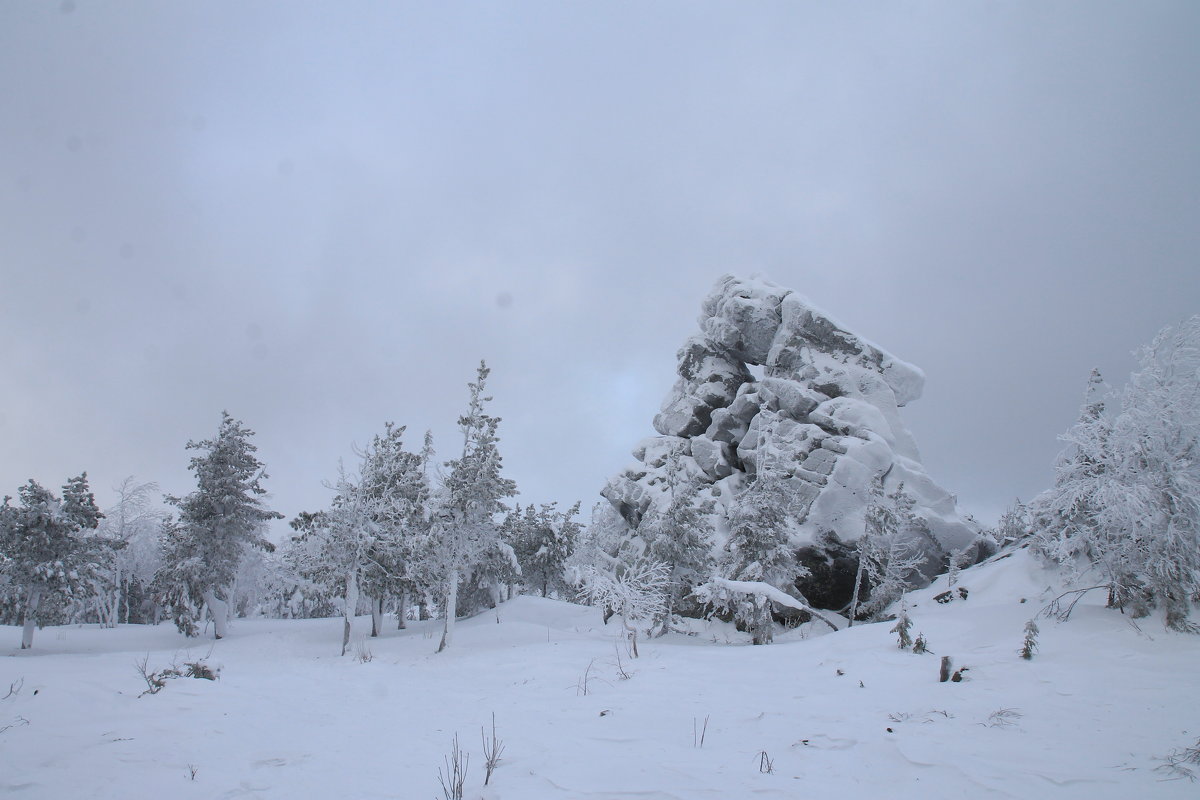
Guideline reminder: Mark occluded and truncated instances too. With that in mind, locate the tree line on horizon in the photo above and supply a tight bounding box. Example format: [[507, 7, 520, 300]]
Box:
[[2, 315, 1198, 650]]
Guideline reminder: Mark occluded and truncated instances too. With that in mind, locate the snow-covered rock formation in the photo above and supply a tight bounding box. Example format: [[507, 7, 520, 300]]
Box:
[[603, 274, 980, 599]]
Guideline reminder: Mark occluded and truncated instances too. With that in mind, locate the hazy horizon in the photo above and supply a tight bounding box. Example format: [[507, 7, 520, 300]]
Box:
[[3, 2, 1199, 532]]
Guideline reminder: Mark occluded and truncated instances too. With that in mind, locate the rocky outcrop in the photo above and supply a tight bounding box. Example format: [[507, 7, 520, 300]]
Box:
[[603, 274, 980, 584]]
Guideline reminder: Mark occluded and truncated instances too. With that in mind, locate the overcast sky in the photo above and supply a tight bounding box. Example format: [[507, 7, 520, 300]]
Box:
[[3, 2, 1198, 536]]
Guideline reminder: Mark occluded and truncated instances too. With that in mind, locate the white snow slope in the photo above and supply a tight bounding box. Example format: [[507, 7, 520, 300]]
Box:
[[2, 550, 1197, 799]]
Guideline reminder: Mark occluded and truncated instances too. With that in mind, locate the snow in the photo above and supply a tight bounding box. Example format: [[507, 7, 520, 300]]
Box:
[[3, 554, 1199, 799]]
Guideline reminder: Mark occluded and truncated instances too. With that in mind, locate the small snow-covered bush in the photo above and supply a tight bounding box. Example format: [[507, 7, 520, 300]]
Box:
[[891, 611, 913, 650], [1019, 619, 1039, 660], [136, 655, 219, 696]]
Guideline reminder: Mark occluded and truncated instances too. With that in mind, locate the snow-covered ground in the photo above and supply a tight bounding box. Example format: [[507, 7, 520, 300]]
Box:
[[3, 551, 1197, 799]]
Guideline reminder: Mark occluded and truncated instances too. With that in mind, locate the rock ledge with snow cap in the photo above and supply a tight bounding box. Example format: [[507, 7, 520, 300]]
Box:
[[603, 274, 980, 598]]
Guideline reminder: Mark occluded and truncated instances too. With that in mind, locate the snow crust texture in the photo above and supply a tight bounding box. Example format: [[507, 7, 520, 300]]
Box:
[[604, 274, 977, 563]]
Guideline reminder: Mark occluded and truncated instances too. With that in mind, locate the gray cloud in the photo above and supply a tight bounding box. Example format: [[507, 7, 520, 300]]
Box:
[[2, 2, 1198, 531]]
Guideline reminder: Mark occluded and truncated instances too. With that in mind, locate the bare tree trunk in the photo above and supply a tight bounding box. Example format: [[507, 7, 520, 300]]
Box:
[[201, 588, 229, 639], [370, 596, 383, 637], [21, 586, 44, 649], [437, 568, 459, 653], [620, 609, 639, 658], [396, 594, 408, 629], [341, 571, 360, 656], [848, 548, 867, 627]]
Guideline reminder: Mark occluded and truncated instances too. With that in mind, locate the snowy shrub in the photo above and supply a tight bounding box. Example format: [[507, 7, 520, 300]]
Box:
[[136, 655, 218, 696], [891, 611, 913, 650], [580, 559, 669, 657], [1019, 619, 1039, 660]]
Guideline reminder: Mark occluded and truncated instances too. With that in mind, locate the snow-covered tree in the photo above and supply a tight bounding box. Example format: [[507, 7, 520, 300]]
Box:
[[996, 498, 1031, 549], [580, 558, 669, 657], [431, 362, 518, 652], [510, 502, 582, 599], [357, 422, 431, 634], [288, 467, 378, 655], [848, 479, 924, 625], [705, 471, 807, 644], [1035, 319, 1200, 630], [1019, 619, 1039, 660], [1032, 369, 1114, 587], [637, 462, 715, 634], [155, 412, 282, 639], [91, 477, 165, 626], [0, 474, 107, 648]]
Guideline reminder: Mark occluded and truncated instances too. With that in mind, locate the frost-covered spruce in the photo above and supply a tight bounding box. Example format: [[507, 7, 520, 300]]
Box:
[[637, 459, 715, 634], [358, 422, 432, 635], [156, 412, 282, 639], [508, 501, 582, 599], [0, 474, 107, 648], [433, 361, 518, 652], [1033, 317, 1200, 630], [849, 479, 924, 625], [708, 469, 808, 645], [1020, 619, 1039, 660], [891, 610, 913, 650]]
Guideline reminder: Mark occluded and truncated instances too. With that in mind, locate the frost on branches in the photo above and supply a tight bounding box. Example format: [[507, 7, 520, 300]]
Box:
[[0, 474, 107, 648], [703, 468, 805, 644], [288, 422, 432, 654], [847, 479, 926, 625], [1033, 317, 1200, 631], [580, 559, 669, 658], [90, 477, 167, 627], [506, 502, 582, 599], [432, 362, 518, 652], [155, 412, 282, 639]]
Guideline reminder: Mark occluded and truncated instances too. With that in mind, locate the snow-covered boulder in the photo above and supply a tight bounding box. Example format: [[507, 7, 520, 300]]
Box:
[[602, 273, 980, 597]]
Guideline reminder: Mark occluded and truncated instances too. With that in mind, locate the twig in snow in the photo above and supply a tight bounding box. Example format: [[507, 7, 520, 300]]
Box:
[[482, 713, 504, 786], [694, 715, 710, 748], [1040, 585, 1107, 622], [438, 733, 469, 800]]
